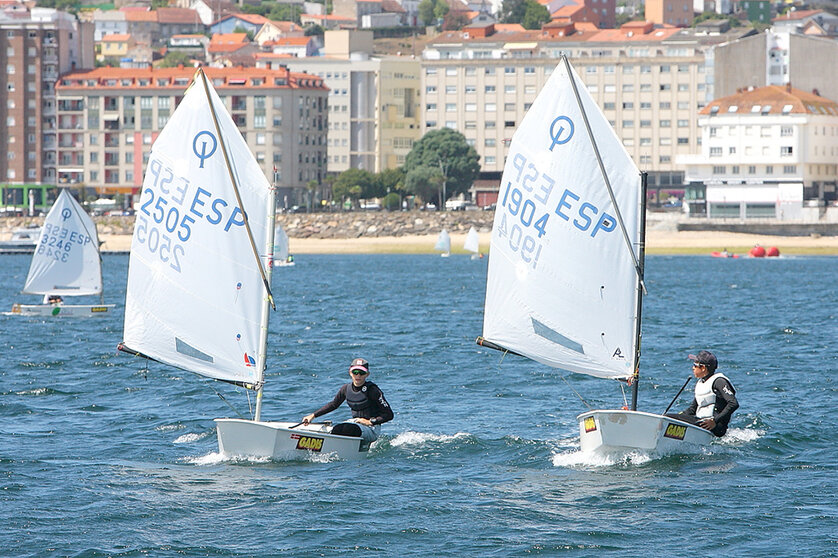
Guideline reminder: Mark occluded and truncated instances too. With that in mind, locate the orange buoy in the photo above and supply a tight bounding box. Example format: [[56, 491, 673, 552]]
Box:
[[750, 245, 766, 258], [766, 246, 780, 257]]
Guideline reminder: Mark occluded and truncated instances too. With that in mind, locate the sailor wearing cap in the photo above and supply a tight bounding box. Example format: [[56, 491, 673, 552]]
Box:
[[666, 350, 739, 437], [302, 357, 393, 443]]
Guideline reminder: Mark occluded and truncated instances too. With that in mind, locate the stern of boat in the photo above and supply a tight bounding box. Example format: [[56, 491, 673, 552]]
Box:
[[215, 418, 370, 460], [577, 410, 714, 453]]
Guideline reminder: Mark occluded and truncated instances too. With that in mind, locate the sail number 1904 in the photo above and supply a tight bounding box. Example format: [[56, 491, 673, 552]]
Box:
[[497, 152, 618, 269]]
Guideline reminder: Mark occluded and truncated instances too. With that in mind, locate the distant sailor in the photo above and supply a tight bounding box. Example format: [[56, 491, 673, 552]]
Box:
[[666, 350, 739, 437], [302, 357, 393, 444], [44, 294, 63, 305]]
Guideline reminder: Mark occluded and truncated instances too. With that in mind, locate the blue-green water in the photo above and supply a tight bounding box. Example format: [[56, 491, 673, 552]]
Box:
[[1, 253, 836, 556]]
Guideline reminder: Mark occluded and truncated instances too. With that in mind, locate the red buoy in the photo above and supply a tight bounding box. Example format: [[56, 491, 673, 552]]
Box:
[[767, 246, 780, 257], [750, 245, 766, 258]]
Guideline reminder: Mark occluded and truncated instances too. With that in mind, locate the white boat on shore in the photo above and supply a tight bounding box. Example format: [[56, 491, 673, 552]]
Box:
[[0, 225, 42, 254]]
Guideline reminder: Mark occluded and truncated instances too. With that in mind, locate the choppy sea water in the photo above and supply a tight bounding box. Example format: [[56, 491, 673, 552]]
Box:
[[1, 253, 836, 557]]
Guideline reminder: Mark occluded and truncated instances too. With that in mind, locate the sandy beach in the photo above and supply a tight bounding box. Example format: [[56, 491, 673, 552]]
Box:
[[97, 230, 838, 255]]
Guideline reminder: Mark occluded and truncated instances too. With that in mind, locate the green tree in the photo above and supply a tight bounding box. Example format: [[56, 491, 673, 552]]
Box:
[[521, 0, 550, 29], [418, 0, 436, 26], [404, 166, 444, 206], [332, 168, 376, 208], [159, 51, 194, 68], [500, 0, 527, 23], [377, 167, 405, 195], [304, 24, 325, 36], [403, 128, 480, 206], [442, 12, 471, 30], [433, 0, 449, 21]]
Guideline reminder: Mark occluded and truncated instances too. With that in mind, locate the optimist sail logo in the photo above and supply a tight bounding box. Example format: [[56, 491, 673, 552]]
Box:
[[193, 131, 218, 168], [548, 116, 574, 151]]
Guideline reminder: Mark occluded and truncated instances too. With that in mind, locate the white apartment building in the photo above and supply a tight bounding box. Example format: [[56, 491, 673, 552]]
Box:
[[421, 21, 756, 205], [54, 66, 328, 207], [263, 30, 422, 174], [678, 85, 838, 220]]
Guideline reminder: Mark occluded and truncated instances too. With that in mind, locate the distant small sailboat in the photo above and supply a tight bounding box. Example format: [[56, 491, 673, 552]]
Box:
[[476, 56, 712, 454], [10, 189, 114, 317], [118, 68, 370, 460], [463, 226, 482, 259], [435, 229, 451, 257], [273, 222, 295, 267]]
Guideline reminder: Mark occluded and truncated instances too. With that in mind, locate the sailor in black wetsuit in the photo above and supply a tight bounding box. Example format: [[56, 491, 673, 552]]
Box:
[[666, 350, 739, 437], [301, 357, 393, 443]]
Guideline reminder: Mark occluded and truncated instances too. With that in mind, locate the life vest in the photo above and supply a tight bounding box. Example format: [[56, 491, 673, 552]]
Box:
[[345, 383, 373, 418], [695, 372, 731, 419]]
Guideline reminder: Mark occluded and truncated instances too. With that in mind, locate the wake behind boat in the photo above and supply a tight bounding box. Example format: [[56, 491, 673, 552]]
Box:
[[10, 189, 114, 317], [476, 56, 713, 455], [118, 68, 369, 461]]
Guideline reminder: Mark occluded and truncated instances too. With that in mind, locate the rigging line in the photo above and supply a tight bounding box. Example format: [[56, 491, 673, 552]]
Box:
[[211, 384, 246, 420], [562, 55, 643, 284], [196, 67, 275, 311], [559, 374, 593, 410]]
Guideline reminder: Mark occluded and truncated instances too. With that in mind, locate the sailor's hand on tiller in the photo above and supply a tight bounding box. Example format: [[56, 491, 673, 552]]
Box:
[[697, 418, 715, 430], [302, 413, 315, 425]]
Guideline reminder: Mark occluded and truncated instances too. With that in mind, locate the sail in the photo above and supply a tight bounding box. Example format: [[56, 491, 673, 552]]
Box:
[[273, 223, 289, 261], [23, 189, 103, 297], [434, 229, 451, 253], [482, 58, 642, 380], [464, 227, 480, 254], [122, 70, 272, 386]]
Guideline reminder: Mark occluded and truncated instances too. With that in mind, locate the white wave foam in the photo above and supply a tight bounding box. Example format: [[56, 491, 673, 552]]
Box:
[[719, 427, 763, 445], [156, 424, 186, 433], [173, 431, 212, 444], [15, 387, 49, 396], [552, 449, 653, 468], [185, 452, 272, 466], [390, 431, 471, 447]]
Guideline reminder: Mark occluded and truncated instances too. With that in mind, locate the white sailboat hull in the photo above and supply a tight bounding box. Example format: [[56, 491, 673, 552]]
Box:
[[11, 303, 115, 317], [577, 410, 713, 453], [215, 418, 372, 460], [273, 260, 295, 267]]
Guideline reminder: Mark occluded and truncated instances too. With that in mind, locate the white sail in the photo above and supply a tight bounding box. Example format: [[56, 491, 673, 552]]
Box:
[[463, 226, 480, 254], [122, 70, 272, 387], [273, 223, 289, 261], [23, 189, 103, 297], [434, 229, 451, 253], [482, 59, 642, 380]]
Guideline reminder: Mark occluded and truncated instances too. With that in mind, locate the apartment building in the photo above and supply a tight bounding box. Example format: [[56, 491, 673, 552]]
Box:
[[714, 30, 838, 105], [54, 66, 328, 207], [265, 30, 422, 174], [678, 85, 838, 220], [421, 21, 753, 204], [0, 7, 95, 208]]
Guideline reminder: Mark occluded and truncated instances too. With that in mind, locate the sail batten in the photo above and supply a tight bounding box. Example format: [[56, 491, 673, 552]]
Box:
[[22, 189, 103, 297], [122, 69, 272, 387], [481, 57, 642, 381]]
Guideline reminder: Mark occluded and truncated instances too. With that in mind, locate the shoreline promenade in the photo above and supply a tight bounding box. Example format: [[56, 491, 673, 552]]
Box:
[[4, 212, 838, 255]]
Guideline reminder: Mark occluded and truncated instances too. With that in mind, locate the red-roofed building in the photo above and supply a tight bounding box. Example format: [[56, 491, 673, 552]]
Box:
[[253, 19, 305, 46], [54, 66, 328, 203], [121, 7, 159, 45], [208, 32, 256, 56], [679, 85, 838, 217], [300, 12, 357, 30], [209, 13, 270, 35], [265, 36, 318, 57], [646, 0, 693, 27], [157, 7, 204, 39]]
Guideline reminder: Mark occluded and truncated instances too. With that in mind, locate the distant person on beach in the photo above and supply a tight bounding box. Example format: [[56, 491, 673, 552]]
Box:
[[666, 350, 739, 437], [302, 357, 393, 443]]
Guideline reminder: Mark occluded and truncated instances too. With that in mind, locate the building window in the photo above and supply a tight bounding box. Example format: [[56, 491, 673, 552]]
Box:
[[781, 126, 792, 137], [729, 147, 736, 154], [766, 165, 773, 174], [748, 166, 756, 174], [732, 165, 739, 174], [712, 166, 726, 174], [710, 147, 722, 157], [781, 146, 793, 156], [783, 165, 796, 174]]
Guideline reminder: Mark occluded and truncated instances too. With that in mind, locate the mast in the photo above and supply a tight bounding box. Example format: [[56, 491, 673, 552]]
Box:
[[254, 170, 277, 421], [630, 173, 647, 411]]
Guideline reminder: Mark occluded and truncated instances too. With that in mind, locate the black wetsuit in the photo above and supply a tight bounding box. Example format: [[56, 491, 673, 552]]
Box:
[[312, 382, 393, 426], [667, 373, 739, 437]]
